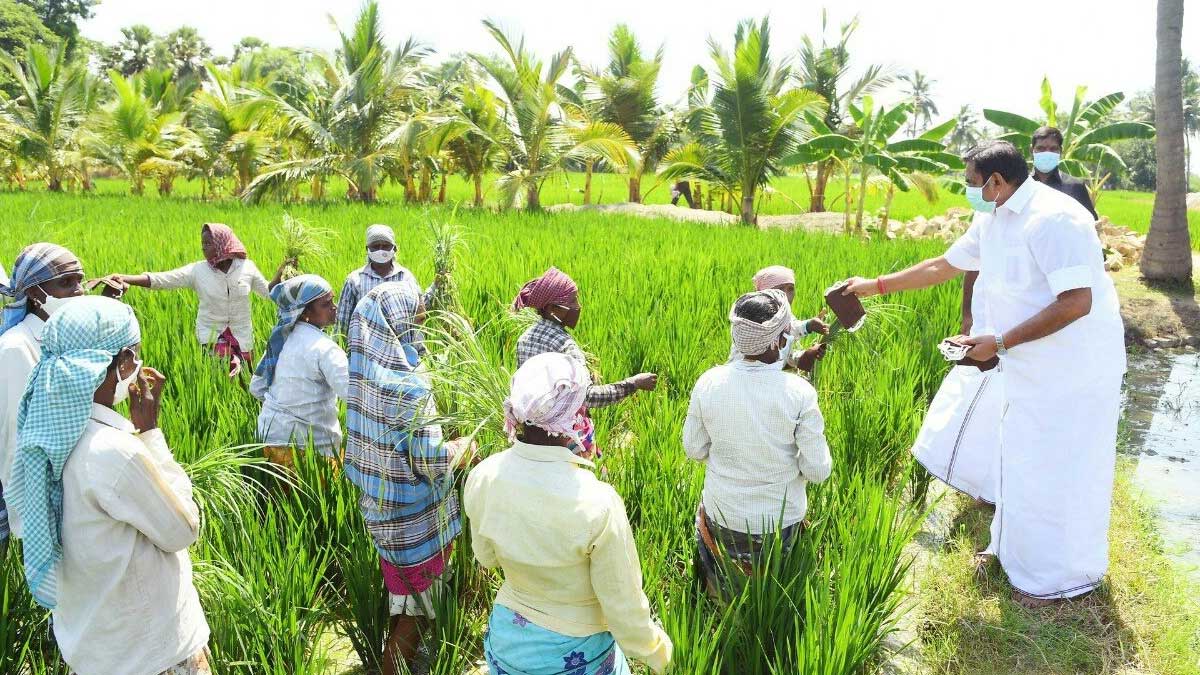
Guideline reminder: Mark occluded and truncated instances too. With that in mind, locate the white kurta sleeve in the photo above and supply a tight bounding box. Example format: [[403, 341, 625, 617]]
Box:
[[320, 343, 350, 400], [944, 217, 984, 271], [98, 430, 201, 553], [247, 261, 271, 299], [682, 382, 711, 462], [249, 374, 269, 401], [1027, 215, 1100, 295], [793, 390, 832, 484], [147, 263, 197, 290]]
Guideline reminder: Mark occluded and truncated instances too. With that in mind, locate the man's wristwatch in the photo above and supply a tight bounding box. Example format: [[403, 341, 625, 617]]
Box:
[[995, 334, 1008, 356]]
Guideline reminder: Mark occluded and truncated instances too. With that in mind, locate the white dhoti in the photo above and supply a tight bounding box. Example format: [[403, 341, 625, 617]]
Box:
[[912, 365, 1001, 503], [988, 366, 1123, 599]]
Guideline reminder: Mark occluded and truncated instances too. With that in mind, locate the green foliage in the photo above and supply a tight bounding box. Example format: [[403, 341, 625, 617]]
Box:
[[983, 77, 1155, 182], [0, 0, 53, 96], [0, 190, 966, 673], [1111, 138, 1156, 191]]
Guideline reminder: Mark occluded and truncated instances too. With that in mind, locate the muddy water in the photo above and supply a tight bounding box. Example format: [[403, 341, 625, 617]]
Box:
[[1122, 349, 1200, 576]]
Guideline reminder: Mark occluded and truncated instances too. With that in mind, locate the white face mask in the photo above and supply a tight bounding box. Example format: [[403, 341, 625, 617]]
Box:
[[33, 287, 78, 318], [367, 249, 395, 264], [113, 357, 143, 406]]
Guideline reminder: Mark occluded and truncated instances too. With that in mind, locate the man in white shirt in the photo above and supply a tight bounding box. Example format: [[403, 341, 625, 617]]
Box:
[[843, 140, 1125, 608], [335, 224, 438, 339], [11, 296, 209, 675], [683, 289, 832, 597]]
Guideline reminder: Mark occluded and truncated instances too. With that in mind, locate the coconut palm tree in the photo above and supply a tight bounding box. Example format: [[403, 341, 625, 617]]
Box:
[[1141, 0, 1192, 281], [85, 70, 193, 196], [245, 2, 428, 203], [0, 43, 92, 191], [898, 70, 938, 136], [581, 24, 670, 203], [189, 60, 277, 198], [101, 24, 156, 76], [470, 19, 636, 210], [430, 79, 506, 207], [660, 17, 825, 225], [794, 11, 892, 212], [947, 104, 982, 154]]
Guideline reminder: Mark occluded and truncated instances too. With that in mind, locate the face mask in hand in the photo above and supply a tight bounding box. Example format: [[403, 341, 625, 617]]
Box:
[[367, 249, 395, 264], [965, 175, 998, 214], [113, 358, 143, 406]]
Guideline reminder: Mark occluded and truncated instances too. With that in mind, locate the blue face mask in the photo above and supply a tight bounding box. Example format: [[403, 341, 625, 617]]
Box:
[[965, 175, 997, 214], [1032, 151, 1061, 173]]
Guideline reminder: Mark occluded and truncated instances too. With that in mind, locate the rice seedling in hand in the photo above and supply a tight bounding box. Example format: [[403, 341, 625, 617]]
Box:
[[276, 213, 334, 280]]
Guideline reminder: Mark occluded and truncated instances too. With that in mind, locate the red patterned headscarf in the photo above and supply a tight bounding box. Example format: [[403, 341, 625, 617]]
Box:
[[512, 267, 578, 312], [202, 223, 248, 269]]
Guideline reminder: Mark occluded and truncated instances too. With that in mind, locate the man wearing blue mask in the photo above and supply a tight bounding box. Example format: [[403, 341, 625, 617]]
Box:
[[1030, 126, 1098, 220], [840, 140, 1125, 609]]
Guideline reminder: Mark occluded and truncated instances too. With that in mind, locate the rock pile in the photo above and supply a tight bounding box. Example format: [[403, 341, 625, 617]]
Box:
[[884, 208, 972, 242], [1094, 217, 1146, 271]]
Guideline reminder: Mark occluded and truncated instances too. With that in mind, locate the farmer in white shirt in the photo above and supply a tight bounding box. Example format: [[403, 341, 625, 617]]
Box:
[[684, 289, 833, 598], [843, 140, 1125, 608], [11, 296, 209, 675], [729, 265, 829, 372], [250, 274, 348, 466], [114, 223, 289, 377]]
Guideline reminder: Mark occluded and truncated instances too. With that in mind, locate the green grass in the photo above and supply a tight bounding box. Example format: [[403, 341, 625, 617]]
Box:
[[0, 187, 1194, 674], [916, 458, 1200, 674]]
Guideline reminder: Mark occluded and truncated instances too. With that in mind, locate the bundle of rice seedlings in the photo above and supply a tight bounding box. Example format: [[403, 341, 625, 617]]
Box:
[[276, 213, 333, 280], [427, 216, 464, 313]]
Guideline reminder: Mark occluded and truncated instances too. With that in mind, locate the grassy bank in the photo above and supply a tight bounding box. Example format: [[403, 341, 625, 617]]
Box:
[[915, 457, 1200, 674]]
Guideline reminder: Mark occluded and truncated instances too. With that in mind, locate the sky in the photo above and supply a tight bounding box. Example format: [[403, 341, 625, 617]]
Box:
[[81, 0, 1198, 171]]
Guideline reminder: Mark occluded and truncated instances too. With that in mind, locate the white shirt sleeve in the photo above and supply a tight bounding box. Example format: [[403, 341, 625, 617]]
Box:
[[97, 429, 201, 554], [1027, 214, 1100, 295], [793, 389, 832, 484], [319, 342, 350, 400], [147, 263, 197, 290], [944, 216, 984, 272], [249, 374, 269, 401], [247, 261, 271, 299], [682, 380, 711, 462]]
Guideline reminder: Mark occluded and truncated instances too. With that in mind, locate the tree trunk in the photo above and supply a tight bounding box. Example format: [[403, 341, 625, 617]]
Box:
[[740, 192, 755, 225], [583, 160, 594, 205], [706, 187, 713, 211], [526, 184, 541, 210], [311, 175, 325, 201], [473, 173, 483, 207], [1141, 0, 1193, 281], [628, 174, 641, 203], [855, 168, 869, 232], [881, 183, 895, 233], [692, 181, 702, 209], [419, 165, 432, 202], [158, 175, 173, 197], [843, 163, 852, 234], [48, 175, 63, 192], [810, 160, 831, 212], [131, 174, 144, 196], [437, 173, 446, 203], [403, 171, 416, 202]]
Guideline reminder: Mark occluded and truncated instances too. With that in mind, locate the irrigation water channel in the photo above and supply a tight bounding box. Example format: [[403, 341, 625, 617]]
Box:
[[1122, 348, 1200, 578]]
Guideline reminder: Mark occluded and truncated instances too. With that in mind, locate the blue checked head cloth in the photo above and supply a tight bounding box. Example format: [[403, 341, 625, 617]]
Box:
[[11, 296, 140, 609], [0, 243, 83, 335], [254, 274, 333, 387]]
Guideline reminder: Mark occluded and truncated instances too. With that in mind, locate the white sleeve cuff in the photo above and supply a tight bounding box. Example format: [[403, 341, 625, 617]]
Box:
[[1047, 265, 1093, 295], [944, 244, 980, 272]]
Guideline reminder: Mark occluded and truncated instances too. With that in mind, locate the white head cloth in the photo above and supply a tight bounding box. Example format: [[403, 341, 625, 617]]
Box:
[[729, 288, 793, 356], [752, 265, 795, 291], [504, 352, 591, 438], [366, 224, 396, 247]]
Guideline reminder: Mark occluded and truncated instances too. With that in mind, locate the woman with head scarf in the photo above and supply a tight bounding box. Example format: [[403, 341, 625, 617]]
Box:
[[12, 296, 209, 675], [250, 274, 347, 466], [335, 224, 440, 339], [0, 243, 88, 547], [464, 352, 673, 675], [344, 281, 467, 675], [684, 290, 833, 599], [113, 223, 289, 376], [512, 267, 657, 457]]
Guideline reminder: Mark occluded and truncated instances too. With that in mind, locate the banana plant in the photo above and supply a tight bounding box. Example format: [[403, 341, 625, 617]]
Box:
[[787, 96, 962, 233], [983, 77, 1154, 198]]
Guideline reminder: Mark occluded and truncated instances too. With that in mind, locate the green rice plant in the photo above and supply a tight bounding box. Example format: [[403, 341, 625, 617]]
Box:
[[427, 216, 464, 314], [0, 189, 969, 674], [277, 213, 334, 280]]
